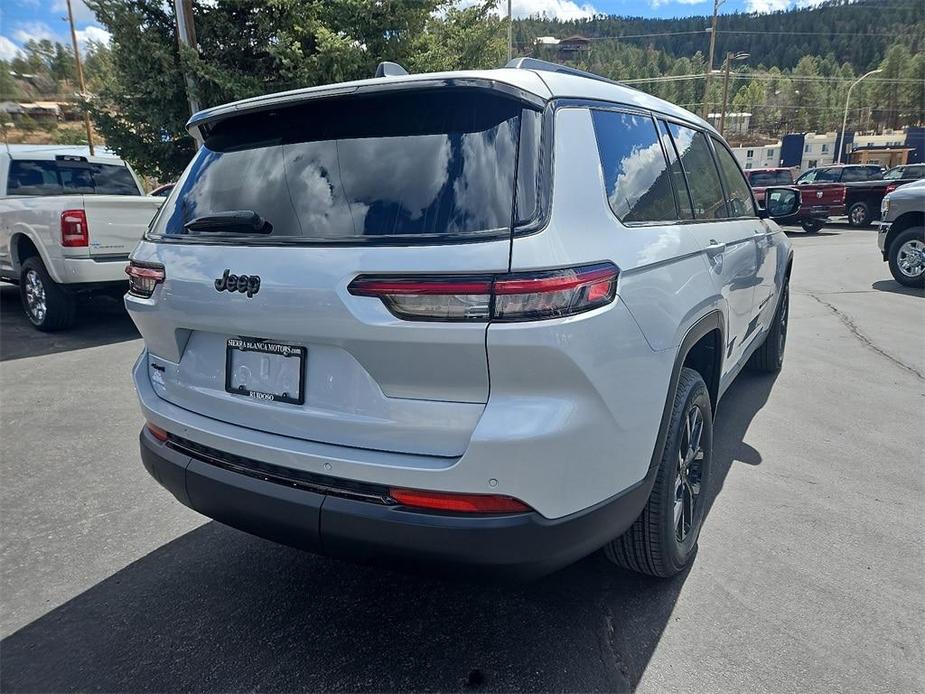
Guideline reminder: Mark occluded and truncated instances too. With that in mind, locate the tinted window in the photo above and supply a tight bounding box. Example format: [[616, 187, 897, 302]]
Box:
[[747, 170, 793, 187], [665, 123, 728, 220], [515, 109, 541, 223], [6, 159, 138, 196], [883, 167, 905, 180], [155, 91, 529, 242], [659, 120, 694, 219], [712, 138, 757, 218], [906, 165, 925, 179], [843, 167, 873, 182], [815, 168, 841, 182], [592, 111, 676, 223]]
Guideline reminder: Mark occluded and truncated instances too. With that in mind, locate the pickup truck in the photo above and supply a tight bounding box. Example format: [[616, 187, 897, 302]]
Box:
[[0, 146, 163, 330], [745, 167, 832, 233], [795, 163, 925, 228]]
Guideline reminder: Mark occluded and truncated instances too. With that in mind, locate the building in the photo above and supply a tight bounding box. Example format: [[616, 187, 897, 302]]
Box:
[[780, 128, 923, 171], [557, 36, 591, 55], [730, 142, 782, 170], [707, 112, 752, 137]]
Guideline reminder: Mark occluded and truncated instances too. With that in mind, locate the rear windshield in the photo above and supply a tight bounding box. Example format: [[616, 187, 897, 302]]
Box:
[[747, 170, 793, 187], [7, 159, 139, 196], [153, 90, 536, 243]]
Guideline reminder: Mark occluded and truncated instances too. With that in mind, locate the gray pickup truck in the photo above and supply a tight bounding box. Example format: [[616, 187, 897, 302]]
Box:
[[878, 178, 925, 288]]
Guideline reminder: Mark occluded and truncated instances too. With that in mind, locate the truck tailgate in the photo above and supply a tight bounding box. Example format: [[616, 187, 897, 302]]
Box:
[[82, 196, 163, 257]]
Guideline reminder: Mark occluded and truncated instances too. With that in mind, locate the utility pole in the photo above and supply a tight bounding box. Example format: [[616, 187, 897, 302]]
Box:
[[507, 0, 513, 63], [175, 0, 202, 146], [701, 0, 724, 119], [65, 0, 94, 155]]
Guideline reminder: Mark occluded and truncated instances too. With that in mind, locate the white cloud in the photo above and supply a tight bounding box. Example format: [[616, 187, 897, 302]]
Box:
[[76, 25, 111, 48], [511, 0, 598, 18], [0, 35, 21, 60], [746, 0, 791, 10], [460, 0, 599, 20], [52, 0, 98, 24], [12, 22, 57, 44], [650, 0, 706, 7]]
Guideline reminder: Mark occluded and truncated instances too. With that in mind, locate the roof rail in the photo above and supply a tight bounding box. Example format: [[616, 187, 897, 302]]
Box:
[[505, 57, 625, 88], [375, 61, 409, 78]]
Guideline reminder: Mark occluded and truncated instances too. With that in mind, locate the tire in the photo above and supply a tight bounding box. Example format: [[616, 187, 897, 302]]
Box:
[[800, 219, 824, 233], [604, 367, 713, 578], [888, 226, 925, 289], [19, 256, 77, 331], [748, 280, 789, 373], [848, 201, 871, 227]]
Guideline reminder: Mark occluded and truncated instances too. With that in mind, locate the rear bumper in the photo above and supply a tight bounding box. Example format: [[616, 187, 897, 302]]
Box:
[[53, 256, 131, 285], [139, 428, 653, 579]]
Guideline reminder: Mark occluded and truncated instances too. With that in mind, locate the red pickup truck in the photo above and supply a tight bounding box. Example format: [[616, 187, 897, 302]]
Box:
[[794, 164, 925, 229], [744, 168, 833, 233]]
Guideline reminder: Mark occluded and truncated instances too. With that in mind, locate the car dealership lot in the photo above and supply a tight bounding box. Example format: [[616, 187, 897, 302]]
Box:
[[0, 225, 922, 693]]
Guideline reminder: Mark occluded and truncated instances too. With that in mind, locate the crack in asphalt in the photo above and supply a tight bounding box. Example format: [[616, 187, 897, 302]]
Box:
[[597, 597, 633, 692], [805, 293, 924, 381]]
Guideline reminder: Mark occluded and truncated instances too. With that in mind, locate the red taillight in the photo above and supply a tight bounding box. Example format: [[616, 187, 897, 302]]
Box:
[[145, 422, 169, 442], [60, 209, 89, 247], [126, 261, 165, 298], [348, 262, 618, 322], [390, 488, 532, 514], [886, 183, 898, 194]]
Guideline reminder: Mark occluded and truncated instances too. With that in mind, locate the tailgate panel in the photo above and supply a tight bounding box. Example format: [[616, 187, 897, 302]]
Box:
[[83, 196, 163, 256]]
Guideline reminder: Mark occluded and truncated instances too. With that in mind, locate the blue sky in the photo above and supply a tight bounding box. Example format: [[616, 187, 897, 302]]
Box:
[[0, 0, 823, 61]]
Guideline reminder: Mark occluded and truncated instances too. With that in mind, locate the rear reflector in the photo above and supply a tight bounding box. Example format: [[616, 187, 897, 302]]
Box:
[[390, 488, 532, 514], [145, 422, 169, 442], [126, 261, 165, 298], [348, 262, 618, 322], [60, 209, 89, 247]]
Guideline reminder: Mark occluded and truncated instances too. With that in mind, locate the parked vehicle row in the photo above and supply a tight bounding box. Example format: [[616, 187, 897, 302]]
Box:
[[0, 146, 163, 330]]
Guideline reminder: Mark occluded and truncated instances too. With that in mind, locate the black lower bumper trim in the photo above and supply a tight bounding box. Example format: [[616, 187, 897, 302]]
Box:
[[139, 429, 654, 579]]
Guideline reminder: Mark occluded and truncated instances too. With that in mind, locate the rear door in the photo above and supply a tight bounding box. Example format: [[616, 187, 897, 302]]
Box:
[[128, 88, 538, 458], [661, 121, 761, 372]]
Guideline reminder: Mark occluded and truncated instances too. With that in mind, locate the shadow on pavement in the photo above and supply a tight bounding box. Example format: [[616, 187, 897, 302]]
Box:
[[0, 374, 776, 693], [871, 279, 924, 297], [0, 283, 139, 362]]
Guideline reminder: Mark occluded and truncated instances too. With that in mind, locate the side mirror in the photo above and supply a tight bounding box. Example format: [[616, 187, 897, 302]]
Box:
[[760, 187, 801, 219]]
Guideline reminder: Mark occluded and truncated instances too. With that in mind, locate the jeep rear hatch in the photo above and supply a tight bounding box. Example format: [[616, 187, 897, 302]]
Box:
[[129, 88, 543, 458]]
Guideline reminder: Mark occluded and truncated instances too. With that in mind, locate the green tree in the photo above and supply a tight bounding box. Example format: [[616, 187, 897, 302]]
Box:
[[87, 0, 506, 179]]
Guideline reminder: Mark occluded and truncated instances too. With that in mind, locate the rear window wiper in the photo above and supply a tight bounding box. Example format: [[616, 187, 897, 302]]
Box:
[[185, 210, 273, 234]]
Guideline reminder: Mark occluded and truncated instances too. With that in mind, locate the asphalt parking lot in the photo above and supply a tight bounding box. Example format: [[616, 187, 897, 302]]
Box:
[[0, 224, 922, 693]]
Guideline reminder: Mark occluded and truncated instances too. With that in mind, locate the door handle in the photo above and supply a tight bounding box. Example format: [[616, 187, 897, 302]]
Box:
[[705, 240, 726, 255]]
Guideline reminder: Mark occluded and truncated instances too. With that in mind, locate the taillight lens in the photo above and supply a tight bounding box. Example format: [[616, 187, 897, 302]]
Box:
[[348, 262, 618, 322], [126, 261, 165, 298], [60, 209, 89, 247], [390, 488, 532, 514], [885, 183, 897, 195], [145, 421, 169, 442]]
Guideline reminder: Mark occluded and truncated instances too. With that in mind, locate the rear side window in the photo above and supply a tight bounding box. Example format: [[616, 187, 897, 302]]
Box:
[[658, 120, 694, 220], [6, 159, 139, 196], [712, 138, 757, 218], [155, 90, 533, 243], [843, 167, 873, 182], [591, 110, 677, 223], [907, 165, 925, 179], [815, 168, 841, 183], [747, 170, 793, 186], [664, 123, 728, 220]]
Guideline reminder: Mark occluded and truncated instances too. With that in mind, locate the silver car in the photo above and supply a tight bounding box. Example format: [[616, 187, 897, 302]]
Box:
[[126, 60, 797, 579]]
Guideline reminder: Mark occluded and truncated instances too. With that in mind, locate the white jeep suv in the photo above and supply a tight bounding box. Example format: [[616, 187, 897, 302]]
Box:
[[126, 60, 797, 579]]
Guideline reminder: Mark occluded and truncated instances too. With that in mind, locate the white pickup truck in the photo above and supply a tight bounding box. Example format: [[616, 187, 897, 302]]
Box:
[[0, 146, 163, 330]]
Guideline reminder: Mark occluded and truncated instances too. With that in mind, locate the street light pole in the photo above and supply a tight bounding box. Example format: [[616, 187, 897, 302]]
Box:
[[65, 0, 94, 156], [701, 0, 725, 119], [507, 0, 513, 63], [175, 0, 202, 147], [719, 52, 748, 137], [840, 68, 882, 164]]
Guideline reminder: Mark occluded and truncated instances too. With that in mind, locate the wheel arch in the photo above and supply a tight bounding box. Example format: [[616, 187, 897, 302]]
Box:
[[647, 310, 724, 475], [9, 232, 60, 281], [885, 211, 924, 255]]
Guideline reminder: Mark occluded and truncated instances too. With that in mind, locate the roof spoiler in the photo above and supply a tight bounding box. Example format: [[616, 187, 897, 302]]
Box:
[[375, 61, 409, 78]]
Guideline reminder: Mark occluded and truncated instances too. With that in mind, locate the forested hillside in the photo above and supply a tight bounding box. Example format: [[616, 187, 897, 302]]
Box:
[[513, 0, 922, 73], [515, 0, 924, 138]]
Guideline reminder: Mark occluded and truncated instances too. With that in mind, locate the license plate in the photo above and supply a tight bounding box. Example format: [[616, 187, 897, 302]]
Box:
[[225, 338, 305, 405]]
